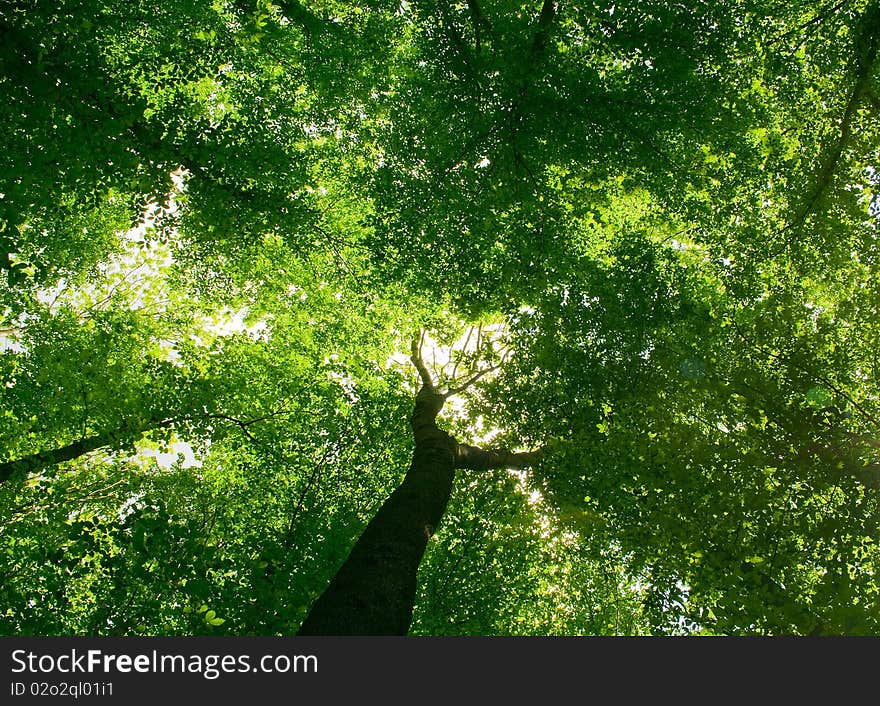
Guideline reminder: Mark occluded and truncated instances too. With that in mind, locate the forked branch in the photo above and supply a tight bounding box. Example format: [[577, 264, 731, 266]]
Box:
[[444, 358, 506, 398], [410, 330, 435, 390]]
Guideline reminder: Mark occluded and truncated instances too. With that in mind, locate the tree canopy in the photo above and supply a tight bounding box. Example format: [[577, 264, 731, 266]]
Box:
[[1, 0, 878, 635]]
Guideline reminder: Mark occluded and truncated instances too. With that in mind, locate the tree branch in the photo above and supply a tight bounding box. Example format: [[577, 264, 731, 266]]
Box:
[[448, 324, 476, 382], [767, 0, 849, 47], [444, 359, 505, 397], [437, 1, 481, 85], [785, 1, 880, 235], [454, 442, 544, 470], [410, 330, 435, 389], [468, 0, 492, 52], [531, 0, 557, 57]]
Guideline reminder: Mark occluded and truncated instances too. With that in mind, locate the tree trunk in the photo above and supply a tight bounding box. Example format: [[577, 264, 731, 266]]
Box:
[[297, 385, 455, 635], [297, 380, 540, 635]]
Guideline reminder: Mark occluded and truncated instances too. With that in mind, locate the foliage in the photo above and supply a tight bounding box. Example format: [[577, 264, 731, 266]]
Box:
[[1, 0, 878, 635]]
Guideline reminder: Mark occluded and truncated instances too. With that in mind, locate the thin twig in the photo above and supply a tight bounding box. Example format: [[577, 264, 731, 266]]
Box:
[[445, 359, 505, 397]]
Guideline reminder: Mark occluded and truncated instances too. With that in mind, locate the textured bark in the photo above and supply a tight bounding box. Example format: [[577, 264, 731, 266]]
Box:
[[297, 372, 542, 635], [297, 386, 456, 635], [455, 443, 542, 471]]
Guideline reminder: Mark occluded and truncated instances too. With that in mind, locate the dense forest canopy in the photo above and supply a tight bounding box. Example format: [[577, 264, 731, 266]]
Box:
[[1, 0, 878, 635]]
